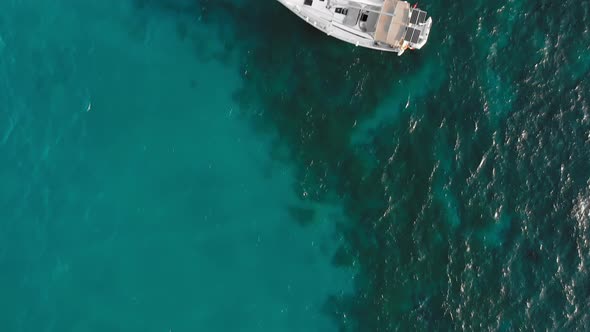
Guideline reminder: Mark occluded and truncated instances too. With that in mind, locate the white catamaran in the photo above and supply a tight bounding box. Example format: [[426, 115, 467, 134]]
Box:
[[277, 0, 432, 55]]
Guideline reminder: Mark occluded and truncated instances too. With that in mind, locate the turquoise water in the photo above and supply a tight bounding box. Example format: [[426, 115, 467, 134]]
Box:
[[1, 0, 590, 331], [0, 1, 352, 331]]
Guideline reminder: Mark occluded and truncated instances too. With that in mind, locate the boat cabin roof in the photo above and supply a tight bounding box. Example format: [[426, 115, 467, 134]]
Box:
[[374, 0, 410, 46]]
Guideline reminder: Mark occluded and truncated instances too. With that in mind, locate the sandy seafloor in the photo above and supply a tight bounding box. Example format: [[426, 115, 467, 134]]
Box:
[[1, 0, 590, 331]]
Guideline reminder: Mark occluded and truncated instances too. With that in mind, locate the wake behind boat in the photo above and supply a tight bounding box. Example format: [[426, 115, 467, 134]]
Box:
[[277, 0, 432, 55]]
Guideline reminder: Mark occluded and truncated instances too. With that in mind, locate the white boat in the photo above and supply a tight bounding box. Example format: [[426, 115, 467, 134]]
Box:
[[276, 0, 432, 55]]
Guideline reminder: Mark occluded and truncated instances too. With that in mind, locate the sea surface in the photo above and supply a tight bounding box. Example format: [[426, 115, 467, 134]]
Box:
[[1, 0, 589, 331]]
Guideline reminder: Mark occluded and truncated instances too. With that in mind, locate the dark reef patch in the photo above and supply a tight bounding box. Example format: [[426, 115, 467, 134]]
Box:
[[288, 205, 316, 227]]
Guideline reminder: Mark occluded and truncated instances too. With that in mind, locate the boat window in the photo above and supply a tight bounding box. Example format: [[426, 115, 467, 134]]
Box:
[[304, 0, 313, 5], [335, 8, 348, 15]]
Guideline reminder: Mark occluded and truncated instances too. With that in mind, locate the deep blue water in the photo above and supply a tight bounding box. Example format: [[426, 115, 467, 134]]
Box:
[[1, 0, 590, 331]]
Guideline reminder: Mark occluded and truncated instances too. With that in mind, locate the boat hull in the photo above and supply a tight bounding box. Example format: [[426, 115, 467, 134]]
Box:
[[277, 0, 399, 53], [276, 0, 432, 55]]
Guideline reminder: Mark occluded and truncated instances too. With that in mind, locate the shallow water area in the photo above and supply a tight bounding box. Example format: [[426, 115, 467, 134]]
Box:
[[0, 1, 353, 331]]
